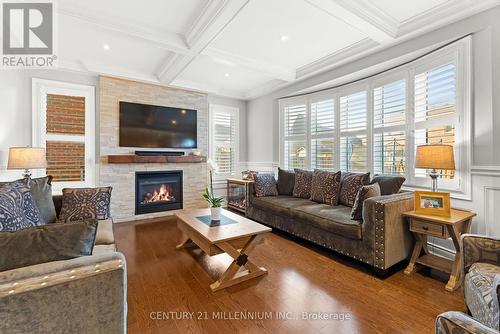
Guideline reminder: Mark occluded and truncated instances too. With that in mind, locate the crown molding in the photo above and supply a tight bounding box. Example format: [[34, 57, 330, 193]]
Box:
[[297, 38, 379, 79]]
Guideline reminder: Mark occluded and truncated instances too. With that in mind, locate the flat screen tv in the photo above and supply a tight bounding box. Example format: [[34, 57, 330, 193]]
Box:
[[119, 101, 197, 149]]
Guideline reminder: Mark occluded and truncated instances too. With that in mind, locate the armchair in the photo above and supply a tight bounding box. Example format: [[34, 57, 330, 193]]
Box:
[[436, 234, 500, 334]]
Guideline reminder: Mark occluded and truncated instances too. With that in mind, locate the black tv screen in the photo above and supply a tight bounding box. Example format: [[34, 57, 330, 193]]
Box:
[[119, 102, 197, 149]]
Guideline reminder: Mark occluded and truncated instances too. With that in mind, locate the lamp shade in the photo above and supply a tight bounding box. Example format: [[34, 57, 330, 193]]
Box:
[[415, 144, 455, 170], [7, 147, 47, 169]]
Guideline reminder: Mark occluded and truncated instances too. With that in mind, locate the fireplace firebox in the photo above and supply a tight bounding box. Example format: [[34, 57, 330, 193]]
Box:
[[135, 171, 183, 215]]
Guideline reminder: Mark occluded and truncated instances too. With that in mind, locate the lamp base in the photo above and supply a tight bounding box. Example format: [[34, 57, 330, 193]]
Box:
[[429, 169, 439, 192]]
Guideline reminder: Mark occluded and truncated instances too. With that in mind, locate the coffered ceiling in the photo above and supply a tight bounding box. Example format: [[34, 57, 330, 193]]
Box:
[[57, 0, 500, 99]]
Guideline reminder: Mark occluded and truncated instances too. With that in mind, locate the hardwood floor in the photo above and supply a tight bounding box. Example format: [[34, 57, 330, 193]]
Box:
[[114, 217, 465, 334]]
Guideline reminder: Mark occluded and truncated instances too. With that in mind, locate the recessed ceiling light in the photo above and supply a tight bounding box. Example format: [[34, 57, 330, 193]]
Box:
[[280, 35, 289, 41], [224, 73, 229, 77], [181, 109, 186, 114], [171, 120, 177, 125], [103, 44, 110, 51]]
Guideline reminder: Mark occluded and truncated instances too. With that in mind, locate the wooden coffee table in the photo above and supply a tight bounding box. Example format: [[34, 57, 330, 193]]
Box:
[[175, 208, 271, 292]]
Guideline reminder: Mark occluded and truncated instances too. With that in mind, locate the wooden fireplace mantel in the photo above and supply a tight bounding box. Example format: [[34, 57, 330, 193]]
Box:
[[106, 155, 207, 164]]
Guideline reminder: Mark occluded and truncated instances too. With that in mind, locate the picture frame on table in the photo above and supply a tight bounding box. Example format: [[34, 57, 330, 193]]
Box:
[[414, 191, 451, 217]]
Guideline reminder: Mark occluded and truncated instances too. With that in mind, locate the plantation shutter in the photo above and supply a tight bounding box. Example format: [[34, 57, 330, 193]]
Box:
[[283, 102, 307, 169], [213, 111, 237, 175], [340, 91, 367, 172], [310, 99, 335, 170], [414, 63, 456, 180], [373, 79, 407, 175]]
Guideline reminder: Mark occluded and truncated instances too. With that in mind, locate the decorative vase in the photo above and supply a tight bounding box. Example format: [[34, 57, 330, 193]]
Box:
[[210, 207, 222, 221]]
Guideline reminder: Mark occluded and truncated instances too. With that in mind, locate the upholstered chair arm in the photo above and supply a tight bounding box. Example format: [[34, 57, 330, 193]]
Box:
[[0, 252, 127, 333], [436, 311, 499, 334], [462, 234, 500, 274], [363, 192, 414, 270]]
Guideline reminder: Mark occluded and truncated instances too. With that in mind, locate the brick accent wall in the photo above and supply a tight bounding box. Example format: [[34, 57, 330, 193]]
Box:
[[46, 94, 85, 134], [99, 76, 209, 222], [46, 141, 85, 182]]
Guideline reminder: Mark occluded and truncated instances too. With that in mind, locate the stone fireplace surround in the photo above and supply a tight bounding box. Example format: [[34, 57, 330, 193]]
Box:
[[99, 76, 208, 222]]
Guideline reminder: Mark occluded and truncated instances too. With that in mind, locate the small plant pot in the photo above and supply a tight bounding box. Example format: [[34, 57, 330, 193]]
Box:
[[210, 207, 222, 221]]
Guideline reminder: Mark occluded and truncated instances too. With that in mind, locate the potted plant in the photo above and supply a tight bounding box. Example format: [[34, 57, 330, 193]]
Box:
[[202, 187, 224, 221]]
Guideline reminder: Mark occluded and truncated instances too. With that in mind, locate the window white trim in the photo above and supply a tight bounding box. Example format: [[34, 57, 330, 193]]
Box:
[[278, 37, 472, 199], [209, 104, 240, 180], [32, 78, 96, 192]]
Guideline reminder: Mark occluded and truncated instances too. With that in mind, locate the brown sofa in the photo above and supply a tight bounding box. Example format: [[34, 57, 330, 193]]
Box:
[[247, 183, 415, 272]]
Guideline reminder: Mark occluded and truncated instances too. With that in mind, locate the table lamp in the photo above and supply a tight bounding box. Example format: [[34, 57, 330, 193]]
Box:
[[415, 144, 455, 192], [7, 147, 47, 179]]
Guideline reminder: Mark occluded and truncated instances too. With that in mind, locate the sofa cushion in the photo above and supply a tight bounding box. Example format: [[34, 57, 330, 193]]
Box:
[[252, 195, 314, 216], [59, 187, 112, 222], [291, 204, 362, 240], [0, 181, 43, 232], [293, 169, 313, 199], [0, 219, 97, 272], [26, 176, 57, 224], [277, 168, 295, 196], [310, 170, 341, 206], [464, 262, 500, 329], [95, 219, 115, 245], [254, 174, 278, 197], [370, 175, 405, 196], [351, 183, 381, 221], [339, 172, 370, 207]]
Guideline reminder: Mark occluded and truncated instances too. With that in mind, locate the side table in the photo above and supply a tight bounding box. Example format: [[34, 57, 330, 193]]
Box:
[[403, 208, 476, 292]]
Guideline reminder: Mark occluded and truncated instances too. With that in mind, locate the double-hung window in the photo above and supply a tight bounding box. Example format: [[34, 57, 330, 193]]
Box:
[[339, 90, 368, 172], [209, 104, 239, 177], [279, 37, 471, 197]]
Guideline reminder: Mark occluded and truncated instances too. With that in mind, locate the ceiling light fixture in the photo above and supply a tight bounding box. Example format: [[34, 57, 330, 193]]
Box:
[[103, 44, 110, 51], [280, 35, 289, 41], [224, 73, 229, 77]]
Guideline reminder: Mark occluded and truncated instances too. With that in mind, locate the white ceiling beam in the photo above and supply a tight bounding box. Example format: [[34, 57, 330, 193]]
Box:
[[157, 0, 250, 84], [305, 0, 398, 44], [58, 7, 189, 54], [202, 47, 296, 82]]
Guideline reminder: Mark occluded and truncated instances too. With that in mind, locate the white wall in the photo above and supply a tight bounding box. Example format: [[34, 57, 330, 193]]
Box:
[[245, 6, 500, 254]]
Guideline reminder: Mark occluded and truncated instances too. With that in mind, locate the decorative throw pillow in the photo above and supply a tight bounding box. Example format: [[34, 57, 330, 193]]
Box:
[[370, 175, 405, 196], [0, 219, 98, 272], [293, 169, 313, 199], [310, 170, 341, 205], [339, 172, 370, 207], [254, 174, 278, 197], [16, 176, 57, 224], [0, 182, 43, 232], [351, 183, 381, 221], [59, 187, 112, 222], [276, 168, 295, 196]]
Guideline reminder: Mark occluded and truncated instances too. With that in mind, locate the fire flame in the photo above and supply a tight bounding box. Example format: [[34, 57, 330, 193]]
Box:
[[141, 184, 175, 204]]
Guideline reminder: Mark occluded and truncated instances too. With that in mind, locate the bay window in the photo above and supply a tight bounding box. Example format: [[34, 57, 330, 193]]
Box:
[[279, 37, 471, 197]]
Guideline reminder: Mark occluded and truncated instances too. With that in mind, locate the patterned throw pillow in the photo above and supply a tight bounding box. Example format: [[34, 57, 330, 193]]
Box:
[[276, 168, 295, 196], [254, 174, 278, 197], [0, 182, 43, 231], [293, 169, 313, 199], [310, 170, 341, 205], [339, 172, 370, 207], [59, 187, 112, 222], [370, 175, 405, 195], [351, 183, 381, 220]]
